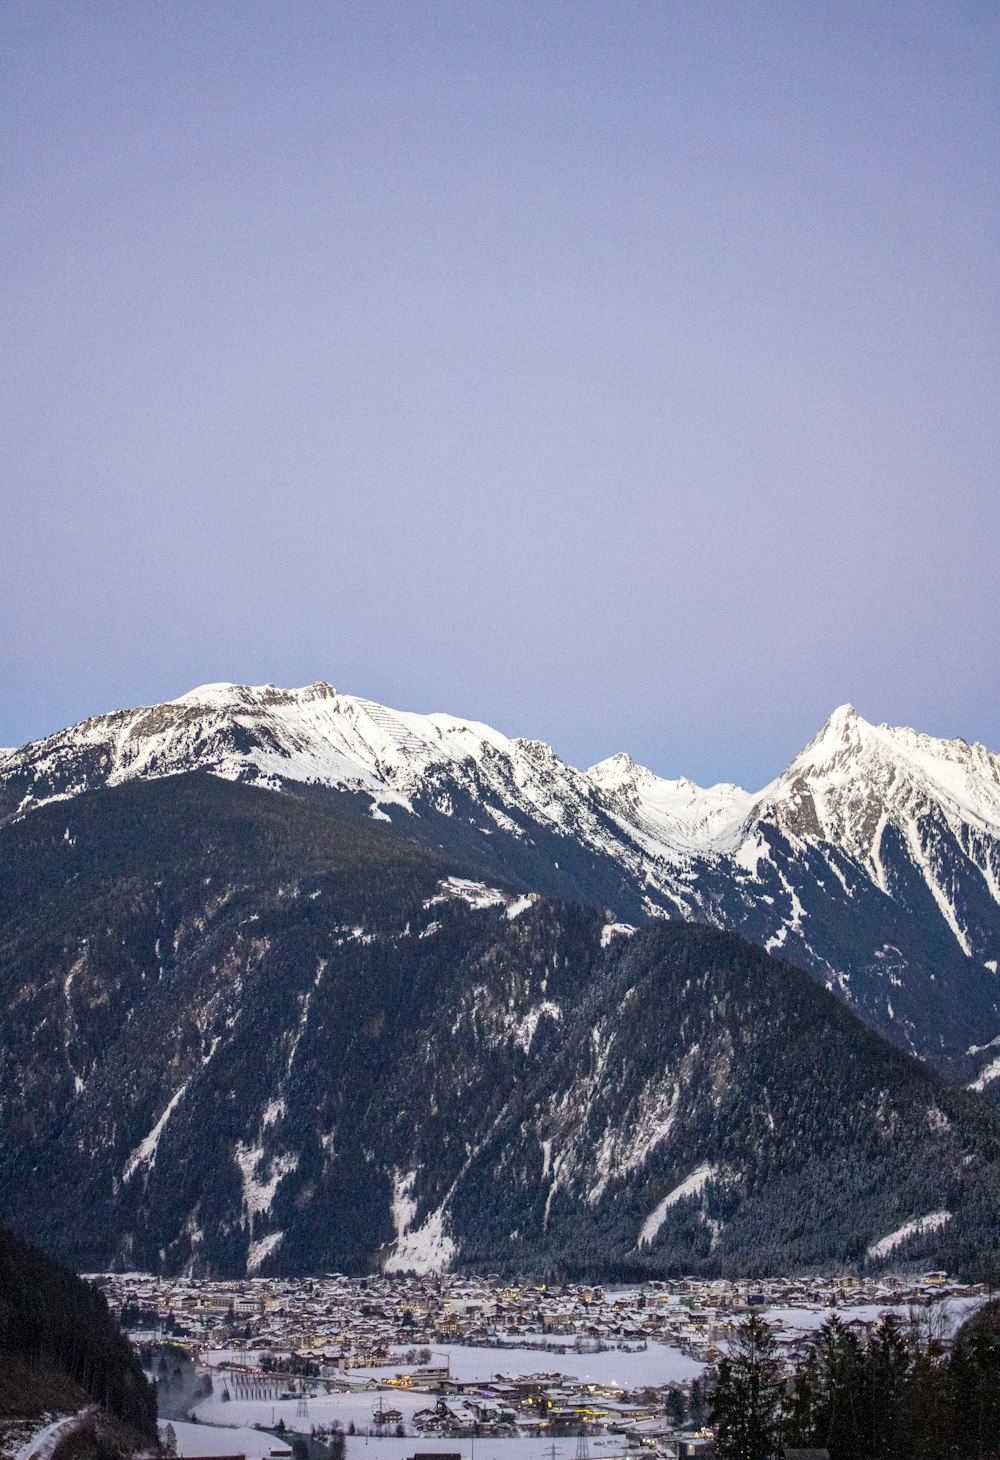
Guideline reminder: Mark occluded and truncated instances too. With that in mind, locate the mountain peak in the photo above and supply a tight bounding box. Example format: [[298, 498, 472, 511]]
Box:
[[806, 701, 867, 751], [170, 681, 264, 707], [586, 751, 640, 789], [170, 680, 340, 709]]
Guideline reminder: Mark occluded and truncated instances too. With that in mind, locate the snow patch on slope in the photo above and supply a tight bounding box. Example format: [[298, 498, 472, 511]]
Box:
[[426, 877, 506, 910], [866, 1210, 952, 1260], [638, 1163, 716, 1247], [969, 1057, 1000, 1092], [514, 1000, 562, 1054], [601, 922, 637, 947], [122, 1084, 189, 1181], [383, 1170, 455, 1274], [233, 1143, 298, 1216], [246, 1230, 284, 1274]]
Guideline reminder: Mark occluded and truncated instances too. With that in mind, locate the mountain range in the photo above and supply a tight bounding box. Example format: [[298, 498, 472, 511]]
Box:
[[1, 683, 999, 1280], [3, 682, 999, 1072]]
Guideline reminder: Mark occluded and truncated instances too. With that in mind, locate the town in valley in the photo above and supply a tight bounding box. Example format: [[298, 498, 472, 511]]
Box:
[[97, 1270, 987, 1459]]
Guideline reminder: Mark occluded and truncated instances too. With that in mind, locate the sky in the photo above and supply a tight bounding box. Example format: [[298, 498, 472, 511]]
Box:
[[2, 1, 998, 790]]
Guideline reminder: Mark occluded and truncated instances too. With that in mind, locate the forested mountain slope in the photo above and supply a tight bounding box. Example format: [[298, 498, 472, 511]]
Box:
[[0, 1223, 156, 1434], [2, 773, 999, 1280]]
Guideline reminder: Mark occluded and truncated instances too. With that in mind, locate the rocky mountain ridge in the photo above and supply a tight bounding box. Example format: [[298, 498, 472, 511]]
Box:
[[2, 682, 998, 1070]]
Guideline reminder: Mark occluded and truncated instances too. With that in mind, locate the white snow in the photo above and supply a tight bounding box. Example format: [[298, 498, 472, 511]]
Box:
[[359, 1338, 705, 1387], [233, 1143, 298, 1217], [246, 1229, 284, 1273], [505, 894, 536, 919], [586, 754, 755, 855], [761, 1296, 983, 1337], [969, 1055, 1000, 1091], [383, 1203, 455, 1275], [600, 922, 637, 947], [384, 1170, 456, 1275], [5, 683, 999, 977], [14, 1413, 86, 1460], [638, 1163, 715, 1247], [123, 1083, 189, 1181], [191, 1385, 434, 1437], [733, 834, 768, 878], [866, 1210, 952, 1259], [514, 1000, 562, 1054], [427, 877, 507, 910], [164, 1420, 278, 1459]]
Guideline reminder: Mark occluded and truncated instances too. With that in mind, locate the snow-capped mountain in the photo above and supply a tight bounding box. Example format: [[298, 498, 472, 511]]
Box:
[[2, 682, 999, 1067], [749, 704, 1000, 932]]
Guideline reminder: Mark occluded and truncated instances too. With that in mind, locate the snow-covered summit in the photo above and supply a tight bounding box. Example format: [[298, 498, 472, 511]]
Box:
[[586, 752, 755, 853], [7, 678, 772, 866], [4, 683, 998, 863], [751, 703, 1000, 857], [2, 682, 999, 1057], [2, 679, 536, 823]]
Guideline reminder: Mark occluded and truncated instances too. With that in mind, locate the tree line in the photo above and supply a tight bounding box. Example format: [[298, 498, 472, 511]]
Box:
[[711, 1300, 1000, 1459]]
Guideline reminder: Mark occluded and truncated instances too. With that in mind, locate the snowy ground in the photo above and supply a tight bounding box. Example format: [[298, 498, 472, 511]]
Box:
[[168, 1422, 633, 1460], [343, 1341, 704, 1387], [192, 1386, 435, 1434], [763, 1295, 987, 1338], [164, 1420, 280, 1458], [12, 1414, 88, 1460], [183, 1337, 704, 1456], [191, 1341, 703, 1435]]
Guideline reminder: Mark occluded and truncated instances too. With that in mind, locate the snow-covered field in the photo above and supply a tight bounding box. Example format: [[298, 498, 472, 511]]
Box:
[[191, 1341, 703, 1433], [164, 1420, 280, 1458], [341, 1341, 704, 1387], [192, 1387, 434, 1433], [167, 1422, 633, 1460], [180, 1340, 704, 1453]]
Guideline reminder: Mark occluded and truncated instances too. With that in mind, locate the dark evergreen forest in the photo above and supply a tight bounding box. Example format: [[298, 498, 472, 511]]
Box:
[[3, 774, 1000, 1279], [0, 1223, 156, 1434], [712, 1300, 1000, 1459]]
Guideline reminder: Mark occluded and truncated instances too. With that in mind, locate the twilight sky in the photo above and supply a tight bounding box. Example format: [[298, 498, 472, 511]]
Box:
[[2, 1, 998, 789]]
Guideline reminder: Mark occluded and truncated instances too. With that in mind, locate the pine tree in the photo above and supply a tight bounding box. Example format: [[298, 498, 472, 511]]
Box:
[[710, 1313, 784, 1460], [782, 1345, 821, 1449], [805, 1315, 865, 1460], [948, 1316, 1000, 1459], [860, 1312, 911, 1460]]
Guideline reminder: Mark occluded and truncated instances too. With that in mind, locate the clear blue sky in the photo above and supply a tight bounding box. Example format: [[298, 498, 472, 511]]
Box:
[[3, 1, 998, 788]]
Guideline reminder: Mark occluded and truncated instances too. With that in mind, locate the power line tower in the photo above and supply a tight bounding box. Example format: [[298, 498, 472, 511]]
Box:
[[575, 1433, 590, 1460], [296, 1391, 309, 1420]]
